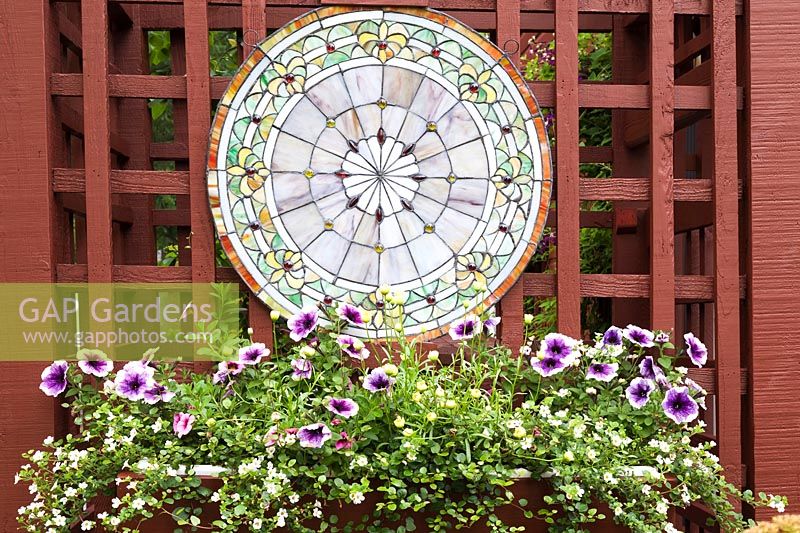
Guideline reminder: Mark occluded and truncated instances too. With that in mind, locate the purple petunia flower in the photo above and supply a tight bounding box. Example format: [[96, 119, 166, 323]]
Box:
[[639, 356, 664, 381], [586, 362, 619, 382], [77, 349, 113, 378], [483, 314, 502, 337], [291, 358, 313, 380], [287, 307, 319, 342], [143, 383, 175, 404], [655, 331, 671, 344], [626, 377, 655, 409], [238, 342, 269, 365], [662, 386, 700, 424], [173, 412, 195, 437], [449, 315, 482, 341], [114, 361, 156, 401], [602, 326, 623, 346], [335, 431, 353, 450], [327, 398, 359, 418], [624, 325, 655, 347], [540, 333, 577, 361], [298, 422, 332, 448], [214, 360, 245, 385], [530, 355, 568, 377], [336, 335, 370, 360], [363, 368, 394, 393], [337, 303, 366, 326], [684, 332, 708, 367], [40, 361, 69, 397]]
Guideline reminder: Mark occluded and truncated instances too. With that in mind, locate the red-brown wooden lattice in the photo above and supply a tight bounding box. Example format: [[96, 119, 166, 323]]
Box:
[[1, 0, 797, 530]]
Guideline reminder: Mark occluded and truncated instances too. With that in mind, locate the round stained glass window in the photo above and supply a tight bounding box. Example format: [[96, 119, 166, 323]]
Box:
[[208, 7, 552, 339]]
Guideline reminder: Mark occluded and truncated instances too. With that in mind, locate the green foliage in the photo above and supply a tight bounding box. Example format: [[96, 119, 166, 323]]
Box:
[[16, 306, 783, 532]]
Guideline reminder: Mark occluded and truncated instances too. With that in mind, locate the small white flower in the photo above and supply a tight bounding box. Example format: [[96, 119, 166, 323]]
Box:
[[109, 517, 121, 527], [519, 346, 532, 356], [43, 436, 54, 446], [210, 492, 220, 502], [111, 498, 121, 509], [64, 487, 78, 498], [586, 387, 597, 395], [131, 498, 146, 510], [350, 491, 365, 504], [28, 483, 38, 494], [288, 493, 300, 504], [252, 518, 263, 529], [96, 512, 108, 520], [556, 388, 570, 398], [81, 521, 95, 531], [656, 500, 669, 515], [53, 515, 67, 527], [641, 485, 652, 495]]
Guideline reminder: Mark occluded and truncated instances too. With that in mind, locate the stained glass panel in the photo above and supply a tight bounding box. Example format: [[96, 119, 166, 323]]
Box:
[[208, 7, 552, 338]]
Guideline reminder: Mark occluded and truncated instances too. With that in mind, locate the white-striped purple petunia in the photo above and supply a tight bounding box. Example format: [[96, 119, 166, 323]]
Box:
[[238, 342, 269, 365], [639, 356, 664, 381], [173, 412, 195, 437], [482, 314, 501, 337], [623, 325, 655, 347], [602, 326, 623, 346], [143, 383, 175, 404], [298, 422, 332, 448], [114, 361, 156, 401], [586, 362, 619, 382], [530, 355, 568, 377], [327, 398, 359, 418], [291, 358, 313, 380], [287, 307, 319, 342], [625, 377, 655, 408], [363, 368, 394, 393], [540, 333, 578, 361], [77, 349, 113, 378], [662, 386, 700, 424], [40, 361, 69, 397], [336, 335, 370, 360], [684, 332, 708, 367], [448, 315, 481, 341], [336, 303, 367, 326], [213, 360, 245, 384]]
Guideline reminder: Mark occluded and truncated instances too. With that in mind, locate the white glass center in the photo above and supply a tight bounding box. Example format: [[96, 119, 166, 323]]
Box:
[[341, 134, 420, 218]]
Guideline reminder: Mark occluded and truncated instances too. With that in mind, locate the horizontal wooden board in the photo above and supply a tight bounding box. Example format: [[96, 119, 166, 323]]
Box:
[[522, 273, 746, 301], [53, 169, 191, 194], [51, 74, 734, 110], [57, 0, 742, 15]]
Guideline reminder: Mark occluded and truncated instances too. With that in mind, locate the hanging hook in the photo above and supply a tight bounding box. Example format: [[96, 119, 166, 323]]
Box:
[[241, 29, 260, 50], [502, 38, 521, 56]]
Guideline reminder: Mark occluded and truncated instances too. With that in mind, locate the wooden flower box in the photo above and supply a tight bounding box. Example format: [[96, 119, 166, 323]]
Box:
[[116, 470, 637, 532]]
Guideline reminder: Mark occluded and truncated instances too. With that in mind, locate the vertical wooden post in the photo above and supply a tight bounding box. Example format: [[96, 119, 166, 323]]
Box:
[[185, 1, 215, 284], [497, 0, 524, 348], [747, 0, 800, 519], [0, 1, 60, 527], [242, 0, 274, 347], [712, 0, 743, 492], [555, 0, 581, 337], [82, 0, 113, 282], [649, 0, 675, 332]]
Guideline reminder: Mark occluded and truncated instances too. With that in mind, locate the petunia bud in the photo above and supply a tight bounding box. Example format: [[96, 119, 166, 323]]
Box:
[[402, 428, 414, 437], [299, 345, 316, 358], [416, 381, 428, 391], [393, 416, 405, 428], [434, 388, 445, 398], [426, 412, 438, 422], [247, 327, 254, 336], [270, 310, 281, 321], [427, 350, 440, 362], [469, 388, 482, 399], [382, 363, 399, 376], [412, 392, 423, 402], [513, 426, 527, 439], [563, 450, 575, 462], [524, 314, 534, 325], [444, 399, 457, 409]]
